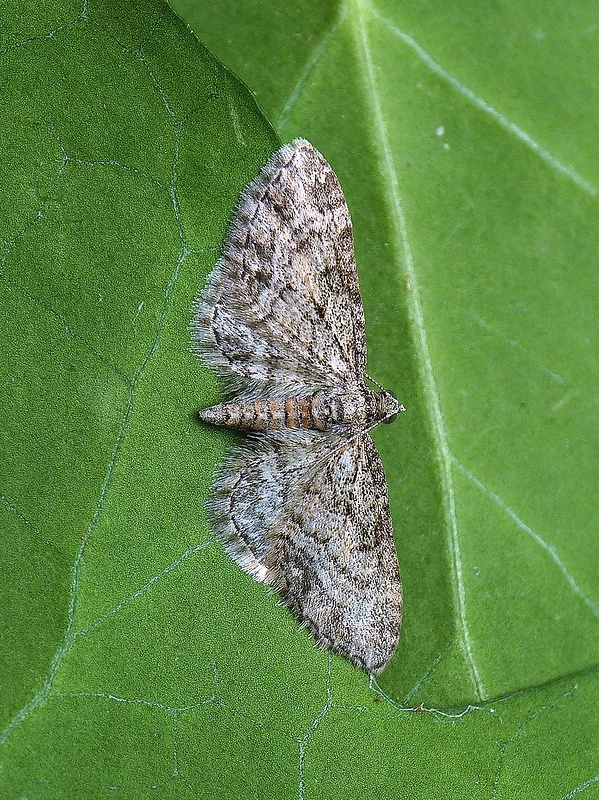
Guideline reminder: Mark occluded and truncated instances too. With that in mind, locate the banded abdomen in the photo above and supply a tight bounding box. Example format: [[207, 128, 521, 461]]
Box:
[[199, 388, 402, 431]]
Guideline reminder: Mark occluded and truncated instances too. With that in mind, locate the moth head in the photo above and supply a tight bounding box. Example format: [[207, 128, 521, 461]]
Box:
[[380, 390, 406, 424]]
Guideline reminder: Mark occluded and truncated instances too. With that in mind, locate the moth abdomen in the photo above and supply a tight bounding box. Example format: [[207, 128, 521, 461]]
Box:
[[198, 396, 325, 431], [199, 388, 403, 433], [199, 398, 284, 431]]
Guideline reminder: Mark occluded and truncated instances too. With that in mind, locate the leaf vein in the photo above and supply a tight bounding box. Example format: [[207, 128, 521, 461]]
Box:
[[277, 4, 348, 130], [453, 457, 599, 619], [368, 2, 598, 197]]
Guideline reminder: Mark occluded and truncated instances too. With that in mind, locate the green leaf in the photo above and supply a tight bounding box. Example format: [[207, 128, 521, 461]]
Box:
[[171, 0, 599, 793], [172, 0, 599, 705], [2, 0, 598, 798]]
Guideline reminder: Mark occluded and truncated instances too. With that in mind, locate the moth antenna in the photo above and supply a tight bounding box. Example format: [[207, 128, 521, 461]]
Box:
[[365, 372, 385, 392]]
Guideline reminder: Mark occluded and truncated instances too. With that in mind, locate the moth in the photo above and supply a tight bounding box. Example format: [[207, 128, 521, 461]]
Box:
[[191, 139, 404, 674]]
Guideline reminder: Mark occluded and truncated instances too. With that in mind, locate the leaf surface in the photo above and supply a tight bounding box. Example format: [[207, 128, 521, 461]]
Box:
[[2, 0, 599, 797]]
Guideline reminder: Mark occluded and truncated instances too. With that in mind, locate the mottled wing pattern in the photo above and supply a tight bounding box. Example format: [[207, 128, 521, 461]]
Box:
[[207, 431, 320, 582], [209, 429, 401, 674], [275, 434, 402, 674], [192, 139, 367, 394]]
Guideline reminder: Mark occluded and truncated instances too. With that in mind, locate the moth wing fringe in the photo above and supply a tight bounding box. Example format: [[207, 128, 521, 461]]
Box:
[[274, 595, 388, 675]]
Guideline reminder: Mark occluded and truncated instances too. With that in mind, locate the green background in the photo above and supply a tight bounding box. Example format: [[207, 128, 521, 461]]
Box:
[[1, 0, 598, 797]]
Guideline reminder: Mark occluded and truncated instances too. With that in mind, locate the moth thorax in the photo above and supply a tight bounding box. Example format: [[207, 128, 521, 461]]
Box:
[[310, 390, 368, 428]]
